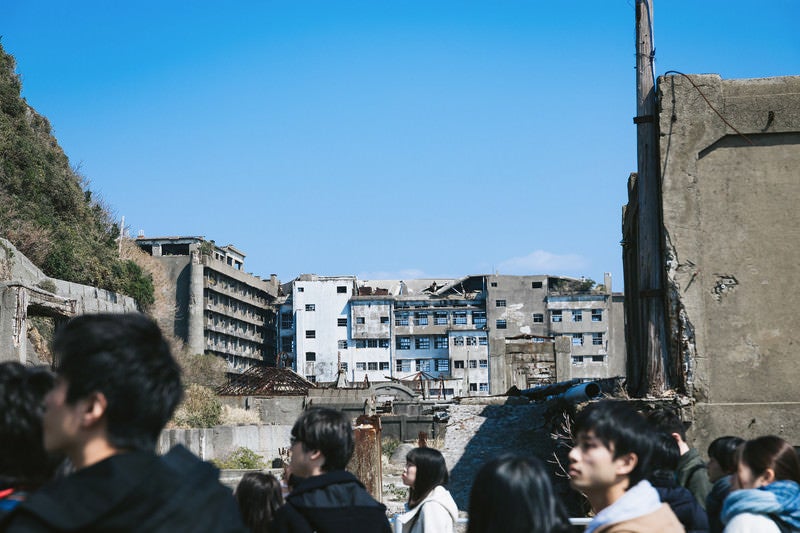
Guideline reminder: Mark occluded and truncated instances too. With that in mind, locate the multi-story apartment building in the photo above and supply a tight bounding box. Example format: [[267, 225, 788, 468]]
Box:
[[135, 236, 278, 371], [277, 272, 624, 396]]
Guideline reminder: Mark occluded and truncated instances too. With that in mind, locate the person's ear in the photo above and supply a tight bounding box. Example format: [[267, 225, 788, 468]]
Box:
[[615, 452, 638, 475], [759, 468, 776, 486], [308, 449, 322, 463], [670, 432, 683, 444], [81, 391, 108, 428]]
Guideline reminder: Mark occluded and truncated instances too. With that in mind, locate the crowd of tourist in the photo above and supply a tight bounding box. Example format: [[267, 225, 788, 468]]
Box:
[[0, 312, 798, 532]]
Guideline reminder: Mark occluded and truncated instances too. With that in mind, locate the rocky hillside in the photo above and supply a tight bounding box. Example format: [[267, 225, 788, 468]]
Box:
[[0, 43, 153, 306]]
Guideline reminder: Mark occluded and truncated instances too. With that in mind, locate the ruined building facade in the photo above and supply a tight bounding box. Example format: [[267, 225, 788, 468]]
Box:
[[135, 236, 278, 371], [623, 74, 800, 449], [277, 273, 625, 395]]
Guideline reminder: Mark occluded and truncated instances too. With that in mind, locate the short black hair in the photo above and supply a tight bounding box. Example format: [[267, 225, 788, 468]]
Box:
[[406, 447, 448, 508], [707, 436, 744, 474], [0, 362, 59, 488], [573, 401, 655, 487], [650, 430, 681, 472], [290, 407, 353, 471], [646, 407, 687, 441], [53, 313, 183, 452], [235, 472, 284, 533], [467, 454, 571, 533]]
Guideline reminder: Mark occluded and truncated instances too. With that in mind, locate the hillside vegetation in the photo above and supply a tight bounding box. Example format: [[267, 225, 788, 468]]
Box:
[[0, 43, 153, 307]]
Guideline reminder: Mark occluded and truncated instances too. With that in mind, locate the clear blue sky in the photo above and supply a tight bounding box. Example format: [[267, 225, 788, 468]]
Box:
[[3, 1, 798, 290]]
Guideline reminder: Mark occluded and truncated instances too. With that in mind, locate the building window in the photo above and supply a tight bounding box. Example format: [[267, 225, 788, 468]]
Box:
[[297, 287, 304, 292], [473, 311, 486, 328], [305, 352, 316, 361], [479, 383, 489, 392], [356, 317, 365, 324], [396, 337, 411, 350], [592, 355, 605, 362], [417, 359, 431, 372], [367, 339, 378, 348], [466, 336, 477, 346], [531, 281, 543, 289], [572, 333, 583, 346], [306, 375, 316, 383], [434, 359, 449, 372], [281, 336, 293, 351], [496, 299, 506, 307], [356, 362, 366, 370], [380, 362, 389, 371], [380, 316, 389, 324], [490, 282, 497, 287], [305, 330, 316, 339], [479, 337, 488, 346], [355, 340, 366, 348], [592, 333, 604, 346], [454, 360, 465, 369], [396, 360, 411, 372], [532, 313, 544, 323], [305, 304, 315, 311], [592, 309, 603, 322], [338, 340, 348, 349], [552, 310, 562, 322], [281, 312, 293, 329], [479, 359, 488, 368], [368, 362, 378, 370], [337, 286, 347, 294], [469, 360, 478, 369], [453, 336, 465, 346], [434, 312, 448, 325], [379, 339, 390, 348], [571, 356, 584, 365], [434, 336, 448, 349], [340, 362, 348, 371], [338, 318, 347, 327], [414, 312, 429, 326], [415, 337, 431, 350], [572, 310, 583, 322], [469, 383, 478, 392], [496, 319, 507, 329], [452, 311, 466, 325], [395, 313, 409, 326]]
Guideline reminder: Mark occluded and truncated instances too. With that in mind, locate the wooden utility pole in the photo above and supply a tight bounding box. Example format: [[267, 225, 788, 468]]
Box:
[[634, 0, 669, 396]]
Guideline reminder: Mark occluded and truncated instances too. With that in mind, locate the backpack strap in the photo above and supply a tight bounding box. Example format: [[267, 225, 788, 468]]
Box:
[[769, 513, 799, 533], [684, 463, 706, 487]]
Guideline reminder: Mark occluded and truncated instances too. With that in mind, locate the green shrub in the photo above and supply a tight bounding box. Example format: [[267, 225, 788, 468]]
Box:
[[171, 384, 222, 428], [382, 437, 401, 458], [213, 447, 267, 470]]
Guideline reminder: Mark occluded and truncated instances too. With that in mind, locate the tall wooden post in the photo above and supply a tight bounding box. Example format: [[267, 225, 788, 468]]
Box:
[[634, 0, 669, 396]]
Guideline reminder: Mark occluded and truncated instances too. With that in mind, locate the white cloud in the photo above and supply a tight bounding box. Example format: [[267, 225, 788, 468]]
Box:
[[496, 250, 589, 275]]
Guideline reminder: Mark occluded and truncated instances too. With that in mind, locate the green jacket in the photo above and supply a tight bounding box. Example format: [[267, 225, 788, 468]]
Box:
[[676, 447, 713, 509]]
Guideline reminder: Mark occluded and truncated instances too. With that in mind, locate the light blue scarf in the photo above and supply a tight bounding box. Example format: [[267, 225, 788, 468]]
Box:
[[721, 480, 800, 529]]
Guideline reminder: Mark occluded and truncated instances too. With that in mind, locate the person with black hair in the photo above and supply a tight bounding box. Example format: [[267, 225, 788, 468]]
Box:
[[4, 313, 247, 532], [396, 447, 457, 533], [568, 400, 683, 532], [648, 431, 709, 532], [647, 407, 713, 509], [706, 436, 744, 533], [721, 435, 800, 532], [0, 363, 59, 521], [467, 454, 571, 533], [271, 407, 391, 533], [235, 472, 284, 533]]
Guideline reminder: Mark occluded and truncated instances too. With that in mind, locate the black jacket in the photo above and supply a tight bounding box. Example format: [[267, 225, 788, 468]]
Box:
[[652, 473, 710, 533], [271, 470, 391, 533], [3, 445, 247, 532]]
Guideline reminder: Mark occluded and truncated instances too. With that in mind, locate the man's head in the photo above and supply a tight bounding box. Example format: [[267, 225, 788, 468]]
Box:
[[289, 407, 353, 477], [0, 362, 59, 488], [568, 401, 654, 504], [45, 313, 183, 457], [646, 407, 688, 449]]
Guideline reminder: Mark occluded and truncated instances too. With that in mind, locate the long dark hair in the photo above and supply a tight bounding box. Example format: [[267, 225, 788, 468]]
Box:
[[235, 472, 284, 533], [467, 455, 571, 533], [739, 435, 800, 484], [708, 436, 744, 474], [406, 447, 449, 508]]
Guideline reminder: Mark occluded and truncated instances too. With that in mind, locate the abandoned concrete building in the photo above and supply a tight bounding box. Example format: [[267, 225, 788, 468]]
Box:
[[0, 238, 137, 364], [135, 236, 279, 371], [623, 74, 800, 450], [277, 273, 625, 395]]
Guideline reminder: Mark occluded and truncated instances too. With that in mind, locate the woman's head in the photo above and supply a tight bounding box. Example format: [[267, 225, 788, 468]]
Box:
[[707, 436, 744, 482], [736, 435, 800, 490], [467, 455, 571, 533], [235, 472, 284, 533], [403, 447, 448, 508]]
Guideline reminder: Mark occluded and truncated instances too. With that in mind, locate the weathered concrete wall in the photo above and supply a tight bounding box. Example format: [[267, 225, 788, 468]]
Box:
[[158, 424, 292, 462], [656, 74, 800, 449]]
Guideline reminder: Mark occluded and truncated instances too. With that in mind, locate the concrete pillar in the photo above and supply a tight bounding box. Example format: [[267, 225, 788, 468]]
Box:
[[152, 243, 162, 257], [187, 251, 205, 355], [0, 286, 26, 363]]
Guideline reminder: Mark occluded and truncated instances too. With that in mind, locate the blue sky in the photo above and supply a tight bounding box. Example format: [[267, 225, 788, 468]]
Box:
[[3, 1, 798, 290]]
